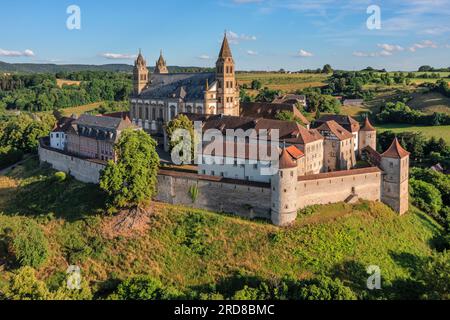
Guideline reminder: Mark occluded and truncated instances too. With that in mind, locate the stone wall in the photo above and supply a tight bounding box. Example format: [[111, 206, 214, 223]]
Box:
[[296, 168, 382, 209], [156, 170, 271, 219], [38, 146, 105, 184]]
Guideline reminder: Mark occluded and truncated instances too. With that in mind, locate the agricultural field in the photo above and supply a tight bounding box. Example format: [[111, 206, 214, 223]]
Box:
[[236, 72, 328, 94], [376, 124, 450, 144], [60, 102, 105, 116], [56, 79, 82, 88], [407, 92, 450, 115], [0, 158, 443, 299]]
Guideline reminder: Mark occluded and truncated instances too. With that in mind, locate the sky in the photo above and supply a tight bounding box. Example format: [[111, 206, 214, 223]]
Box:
[[0, 0, 449, 71]]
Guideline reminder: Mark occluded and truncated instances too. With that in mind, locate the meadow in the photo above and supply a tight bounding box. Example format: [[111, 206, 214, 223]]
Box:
[[376, 124, 450, 144], [0, 157, 443, 299]]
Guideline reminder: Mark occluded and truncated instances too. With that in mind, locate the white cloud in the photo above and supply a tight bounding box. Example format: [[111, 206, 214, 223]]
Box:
[[246, 50, 258, 56], [408, 40, 438, 52], [100, 53, 137, 60], [445, 44, 450, 48], [297, 49, 313, 57], [226, 31, 257, 44], [197, 55, 211, 60], [0, 48, 35, 57], [377, 44, 404, 52]]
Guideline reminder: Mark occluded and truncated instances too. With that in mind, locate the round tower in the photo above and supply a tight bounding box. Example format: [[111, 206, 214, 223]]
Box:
[[358, 117, 377, 153], [271, 147, 298, 226]]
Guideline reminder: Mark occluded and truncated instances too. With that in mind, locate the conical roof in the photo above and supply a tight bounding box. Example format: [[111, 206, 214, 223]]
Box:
[[279, 147, 297, 169], [381, 137, 410, 159], [218, 34, 233, 58], [360, 117, 376, 132], [157, 50, 166, 65]]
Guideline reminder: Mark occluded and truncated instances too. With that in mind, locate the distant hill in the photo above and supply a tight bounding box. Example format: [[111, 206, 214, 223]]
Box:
[[0, 61, 214, 74]]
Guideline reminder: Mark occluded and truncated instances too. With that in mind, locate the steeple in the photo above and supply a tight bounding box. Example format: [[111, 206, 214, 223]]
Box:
[[215, 32, 239, 116], [154, 50, 169, 74], [218, 33, 233, 58], [133, 50, 149, 95]]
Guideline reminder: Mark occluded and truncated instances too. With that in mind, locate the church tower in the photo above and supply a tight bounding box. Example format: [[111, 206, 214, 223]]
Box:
[[216, 33, 239, 116], [133, 50, 149, 95], [154, 50, 169, 74], [380, 138, 410, 215]]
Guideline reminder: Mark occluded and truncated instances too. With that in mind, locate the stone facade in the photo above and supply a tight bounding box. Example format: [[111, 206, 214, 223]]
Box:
[[130, 34, 239, 134]]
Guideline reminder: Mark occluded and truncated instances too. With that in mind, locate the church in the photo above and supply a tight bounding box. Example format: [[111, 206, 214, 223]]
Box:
[[130, 34, 240, 134]]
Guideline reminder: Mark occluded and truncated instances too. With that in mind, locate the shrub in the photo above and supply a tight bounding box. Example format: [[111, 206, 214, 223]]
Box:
[[4, 267, 49, 300], [0, 147, 23, 170], [292, 276, 357, 300], [110, 276, 180, 300], [54, 171, 67, 182], [410, 179, 443, 215], [10, 221, 49, 268]]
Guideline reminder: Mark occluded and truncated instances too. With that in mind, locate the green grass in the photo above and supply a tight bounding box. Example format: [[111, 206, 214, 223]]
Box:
[[0, 159, 443, 299], [376, 124, 450, 144]]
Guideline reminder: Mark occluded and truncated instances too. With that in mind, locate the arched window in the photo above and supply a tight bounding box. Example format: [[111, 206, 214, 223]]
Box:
[[170, 106, 176, 119]]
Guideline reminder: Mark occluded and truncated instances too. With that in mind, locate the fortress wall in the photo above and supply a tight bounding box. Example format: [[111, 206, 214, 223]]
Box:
[[296, 170, 382, 209], [156, 173, 271, 219], [38, 146, 105, 184]]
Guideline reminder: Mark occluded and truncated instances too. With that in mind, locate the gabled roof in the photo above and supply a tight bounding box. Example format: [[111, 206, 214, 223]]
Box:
[[240, 102, 310, 126], [75, 114, 133, 131], [315, 115, 360, 133], [317, 120, 354, 141], [182, 114, 322, 145], [136, 73, 216, 100], [218, 34, 232, 58], [360, 117, 376, 132], [381, 138, 410, 159], [53, 117, 75, 133]]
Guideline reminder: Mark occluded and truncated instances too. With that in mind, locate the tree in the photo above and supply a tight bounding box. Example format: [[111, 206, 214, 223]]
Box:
[[251, 79, 262, 90], [410, 179, 443, 215], [322, 64, 333, 74], [110, 276, 180, 300], [9, 220, 49, 268], [100, 129, 160, 209], [292, 276, 357, 300], [166, 114, 196, 163], [415, 251, 450, 300], [4, 267, 49, 300]]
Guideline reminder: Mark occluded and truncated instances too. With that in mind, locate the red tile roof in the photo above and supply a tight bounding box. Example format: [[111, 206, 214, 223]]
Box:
[[279, 147, 298, 169], [360, 118, 376, 132], [381, 138, 410, 159], [286, 145, 304, 159], [298, 167, 382, 181], [317, 120, 354, 141]]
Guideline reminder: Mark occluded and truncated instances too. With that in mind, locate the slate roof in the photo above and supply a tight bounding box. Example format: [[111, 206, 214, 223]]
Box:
[[136, 73, 216, 101], [75, 114, 132, 131]]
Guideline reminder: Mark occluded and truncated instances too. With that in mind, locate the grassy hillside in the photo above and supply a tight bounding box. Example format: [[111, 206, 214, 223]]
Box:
[[0, 157, 443, 299], [376, 124, 450, 144]]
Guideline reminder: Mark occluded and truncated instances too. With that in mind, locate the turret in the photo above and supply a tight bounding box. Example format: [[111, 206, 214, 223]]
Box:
[[133, 50, 149, 95], [216, 33, 239, 116], [271, 147, 298, 226], [380, 137, 410, 215], [154, 50, 169, 74], [358, 117, 377, 154]]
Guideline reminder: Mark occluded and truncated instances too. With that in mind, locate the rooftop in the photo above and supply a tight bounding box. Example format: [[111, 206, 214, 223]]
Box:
[[317, 120, 354, 141]]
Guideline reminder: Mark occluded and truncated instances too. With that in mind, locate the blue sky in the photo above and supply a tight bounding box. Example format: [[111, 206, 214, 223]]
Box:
[[0, 0, 449, 71]]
